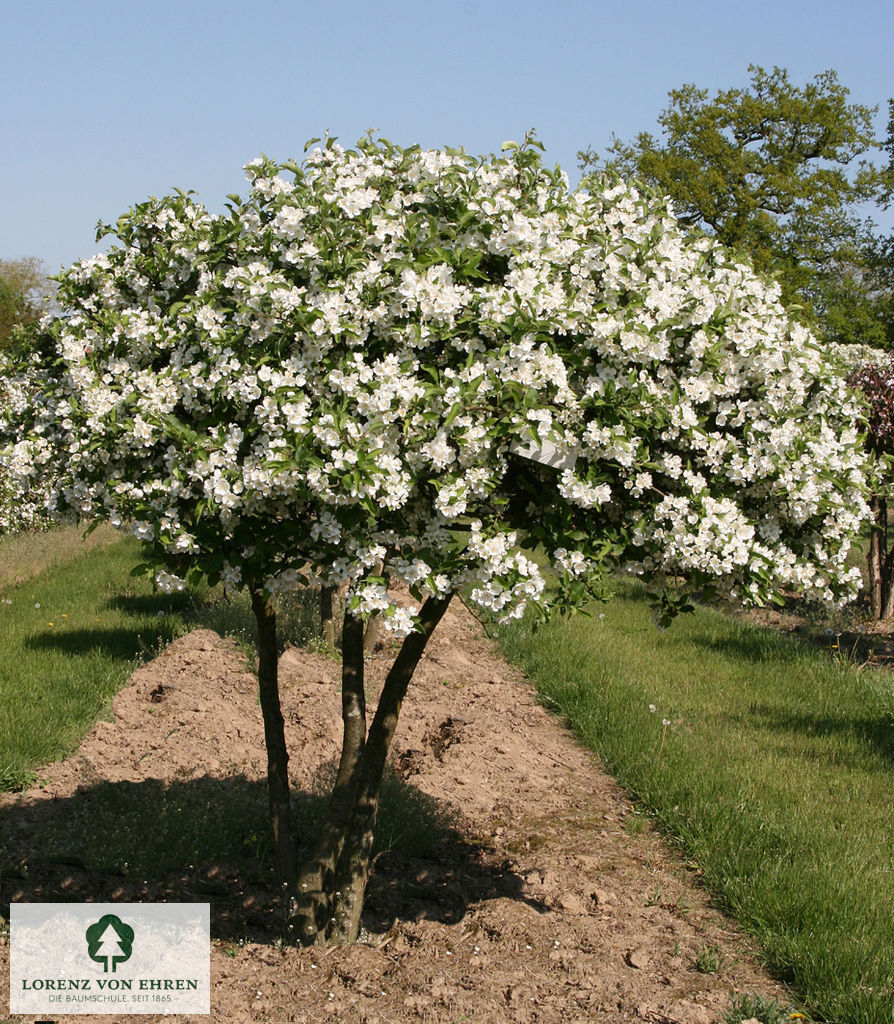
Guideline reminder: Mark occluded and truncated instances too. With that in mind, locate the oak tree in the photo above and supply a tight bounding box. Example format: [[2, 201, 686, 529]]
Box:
[[581, 66, 885, 346]]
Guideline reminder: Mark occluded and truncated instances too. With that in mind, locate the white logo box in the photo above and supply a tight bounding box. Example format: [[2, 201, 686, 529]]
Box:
[[10, 903, 210, 1015]]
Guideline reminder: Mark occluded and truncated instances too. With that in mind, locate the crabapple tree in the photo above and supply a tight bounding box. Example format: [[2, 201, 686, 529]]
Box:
[[0, 349, 58, 534], [0, 136, 870, 943], [848, 356, 894, 618]]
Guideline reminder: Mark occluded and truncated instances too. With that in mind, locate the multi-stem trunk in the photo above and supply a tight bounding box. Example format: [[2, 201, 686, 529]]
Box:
[[289, 594, 452, 945], [878, 497, 894, 620], [250, 589, 297, 897], [867, 496, 894, 620]]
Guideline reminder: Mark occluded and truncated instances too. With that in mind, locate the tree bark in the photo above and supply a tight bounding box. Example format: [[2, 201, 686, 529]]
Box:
[[880, 495, 894, 619], [868, 499, 882, 618], [867, 496, 894, 620], [320, 584, 337, 648], [289, 610, 367, 943], [882, 576, 894, 621], [363, 614, 382, 655], [250, 589, 297, 897], [289, 594, 452, 944], [330, 593, 453, 942]]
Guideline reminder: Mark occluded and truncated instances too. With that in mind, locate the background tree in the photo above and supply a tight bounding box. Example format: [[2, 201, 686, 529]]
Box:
[[1, 138, 870, 944], [580, 66, 885, 346], [0, 258, 57, 533], [859, 98, 894, 350], [847, 101, 894, 616], [0, 257, 55, 356], [848, 358, 894, 617]]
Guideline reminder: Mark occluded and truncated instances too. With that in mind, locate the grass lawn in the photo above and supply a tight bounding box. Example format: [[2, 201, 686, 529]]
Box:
[[0, 528, 327, 792], [497, 583, 894, 1024], [0, 534, 195, 789], [0, 522, 119, 589]]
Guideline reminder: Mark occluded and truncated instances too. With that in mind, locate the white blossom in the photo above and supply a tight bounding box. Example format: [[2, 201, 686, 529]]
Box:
[[0, 138, 871, 625]]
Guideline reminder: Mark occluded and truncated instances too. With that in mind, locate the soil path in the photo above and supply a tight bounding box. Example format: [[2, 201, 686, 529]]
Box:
[[1, 597, 789, 1023]]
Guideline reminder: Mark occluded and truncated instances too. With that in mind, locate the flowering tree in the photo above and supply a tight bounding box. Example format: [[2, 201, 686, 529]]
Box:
[[0, 260, 58, 534], [0, 350, 57, 535], [0, 136, 870, 943], [848, 357, 894, 618]]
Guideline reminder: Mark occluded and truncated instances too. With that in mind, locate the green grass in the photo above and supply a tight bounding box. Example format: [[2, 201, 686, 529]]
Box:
[[0, 529, 332, 791], [0, 536, 196, 789], [497, 582, 894, 1024], [0, 521, 119, 589], [193, 584, 326, 660], [722, 991, 806, 1024]]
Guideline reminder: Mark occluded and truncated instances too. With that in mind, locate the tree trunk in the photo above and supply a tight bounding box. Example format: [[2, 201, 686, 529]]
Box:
[[877, 497, 894, 620], [880, 495, 894, 620], [882, 576, 894, 621], [289, 594, 452, 945], [363, 614, 382, 655], [867, 496, 894, 620], [250, 589, 297, 896], [868, 498, 882, 619], [288, 610, 366, 944], [320, 584, 337, 648]]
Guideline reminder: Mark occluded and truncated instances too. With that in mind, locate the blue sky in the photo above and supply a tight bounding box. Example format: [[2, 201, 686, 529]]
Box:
[[2, 0, 892, 273]]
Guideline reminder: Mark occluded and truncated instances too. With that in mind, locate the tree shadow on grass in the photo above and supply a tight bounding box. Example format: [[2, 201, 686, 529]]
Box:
[[0, 774, 546, 944], [22, 592, 195, 663], [23, 627, 176, 662], [683, 623, 816, 666], [688, 610, 894, 673], [108, 590, 321, 654], [105, 592, 196, 619], [741, 704, 894, 768]]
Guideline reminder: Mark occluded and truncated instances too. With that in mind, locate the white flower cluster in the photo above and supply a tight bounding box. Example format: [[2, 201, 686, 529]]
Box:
[[0, 355, 62, 535], [155, 570, 186, 593], [0, 137, 871, 622]]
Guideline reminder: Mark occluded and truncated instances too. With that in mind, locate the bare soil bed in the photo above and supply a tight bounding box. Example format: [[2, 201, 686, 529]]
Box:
[[1, 597, 790, 1023]]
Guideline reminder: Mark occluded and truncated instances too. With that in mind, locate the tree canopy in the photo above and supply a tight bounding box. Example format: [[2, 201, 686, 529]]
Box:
[[0, 137, 871, 940], [0, 257, 57, 532], [0, 257, 55, 355], [860, 98, 894, 350], [581, 65, 887, 347]]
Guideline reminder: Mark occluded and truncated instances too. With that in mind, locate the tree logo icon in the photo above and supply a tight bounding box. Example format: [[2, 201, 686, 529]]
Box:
[[85, 914, 134, 973]]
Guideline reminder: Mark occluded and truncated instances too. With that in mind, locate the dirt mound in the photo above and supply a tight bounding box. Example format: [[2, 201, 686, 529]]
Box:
[[1, 598, 788, 1022]]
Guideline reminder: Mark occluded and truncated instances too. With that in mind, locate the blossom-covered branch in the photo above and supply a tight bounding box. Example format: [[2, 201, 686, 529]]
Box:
[[1, 137, 868, 615]]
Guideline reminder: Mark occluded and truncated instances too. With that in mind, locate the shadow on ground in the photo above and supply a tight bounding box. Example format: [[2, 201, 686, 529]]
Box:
[[22, 589, 195, 663], [0, 774, 546, 944], [743, 705, 894, 766]]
